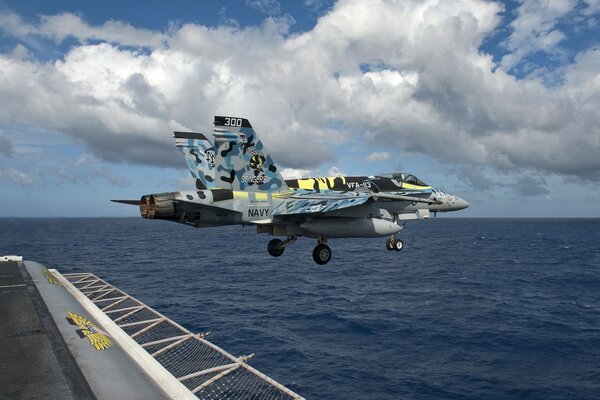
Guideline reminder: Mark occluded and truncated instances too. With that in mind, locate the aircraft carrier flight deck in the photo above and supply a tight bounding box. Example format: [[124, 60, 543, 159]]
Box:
[[0, 256, 304, 400]]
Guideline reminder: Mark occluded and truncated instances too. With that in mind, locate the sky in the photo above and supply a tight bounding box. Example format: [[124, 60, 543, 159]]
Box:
[[0, 0, 599, 217]]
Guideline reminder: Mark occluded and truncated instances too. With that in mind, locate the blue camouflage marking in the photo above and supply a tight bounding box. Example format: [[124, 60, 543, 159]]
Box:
[[273, 191, 371, 216]]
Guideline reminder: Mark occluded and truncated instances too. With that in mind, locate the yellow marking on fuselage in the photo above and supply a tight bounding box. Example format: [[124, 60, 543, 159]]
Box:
[[232, 191, 279, 201], [297, 179, 315, 190], [273, 192, 295, 199], [402, 184, 432, 190], [296, 176, 347, 190], [255, 192, 268, 201], [233, 191, 249, 199]]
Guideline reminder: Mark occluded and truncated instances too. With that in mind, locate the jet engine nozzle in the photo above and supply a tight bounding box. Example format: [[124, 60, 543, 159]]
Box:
[[139, 195, 151, 218], [140, 192, 178, 219]]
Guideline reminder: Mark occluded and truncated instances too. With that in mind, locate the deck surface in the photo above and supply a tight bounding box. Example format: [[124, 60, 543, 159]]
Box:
[[0, 261, 94, 400]]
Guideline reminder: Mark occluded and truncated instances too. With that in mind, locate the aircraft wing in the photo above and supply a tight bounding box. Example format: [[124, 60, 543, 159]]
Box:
[[273, 191, 371, 216], [272, 189, 443, 217]]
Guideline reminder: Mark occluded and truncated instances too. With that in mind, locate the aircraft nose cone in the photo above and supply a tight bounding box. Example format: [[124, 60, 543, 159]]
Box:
[[454, 197, 469, 210]]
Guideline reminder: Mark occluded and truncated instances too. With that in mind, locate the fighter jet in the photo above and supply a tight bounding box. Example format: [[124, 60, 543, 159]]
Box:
[[113, 116, 468, 264]]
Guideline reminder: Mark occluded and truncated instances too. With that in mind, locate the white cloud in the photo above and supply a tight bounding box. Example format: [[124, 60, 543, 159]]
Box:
[[305, 0, 334, 13], [327, 166, 343, 176], [365, 151, 390, 162], [499, 0, 599, 72], [0, 0, 599, 186], [246, 0, 282, 16], [0, 11, 165, 48], [174, 173, 196, 189], [583, 0, 600, 15], [281, 168, 313, 179], [0, 168, 36, 184]]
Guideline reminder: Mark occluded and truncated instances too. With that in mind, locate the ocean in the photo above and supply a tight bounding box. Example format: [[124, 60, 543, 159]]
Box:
[[1, 218, 599, 399]]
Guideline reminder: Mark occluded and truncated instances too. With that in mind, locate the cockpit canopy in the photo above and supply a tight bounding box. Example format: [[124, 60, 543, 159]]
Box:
[[382, 172, 428, 186]]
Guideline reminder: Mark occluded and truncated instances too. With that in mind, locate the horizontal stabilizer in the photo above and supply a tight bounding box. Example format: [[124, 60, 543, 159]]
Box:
[[111, 199, 140, 205], [173, 199, 243, 216], [172, 199, 243, 227], [173, 131, 210, 140]]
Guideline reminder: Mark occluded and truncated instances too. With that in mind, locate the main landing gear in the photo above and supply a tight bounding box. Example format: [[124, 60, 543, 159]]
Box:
[[267, 236, 332, 265], [267, 233, 404, 264], [312, 240, 331, 265], [267, 236, 297, 257]]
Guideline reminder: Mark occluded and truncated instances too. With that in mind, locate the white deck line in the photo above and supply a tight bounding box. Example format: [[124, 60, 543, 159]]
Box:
[[51, 269, 198, 400]]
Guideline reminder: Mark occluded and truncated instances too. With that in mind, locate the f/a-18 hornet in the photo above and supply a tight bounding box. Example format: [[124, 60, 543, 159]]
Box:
[[113, 116, 468, 264]]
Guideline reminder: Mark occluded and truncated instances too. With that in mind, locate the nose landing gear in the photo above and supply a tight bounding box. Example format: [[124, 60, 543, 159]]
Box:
[[386, 237, 404, 251], [386, 215, 404, 252], [385, 237, 404, 251]]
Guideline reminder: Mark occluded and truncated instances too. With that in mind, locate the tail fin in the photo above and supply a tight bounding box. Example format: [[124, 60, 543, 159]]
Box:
[[212, 116, 288, 193], [174, 132, 216, 190]]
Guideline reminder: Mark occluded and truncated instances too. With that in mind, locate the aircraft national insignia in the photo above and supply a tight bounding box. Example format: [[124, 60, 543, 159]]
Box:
[[66, 311, 114, 351]]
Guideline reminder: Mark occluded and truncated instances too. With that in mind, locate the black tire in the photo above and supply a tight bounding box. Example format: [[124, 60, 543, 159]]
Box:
[[394, 239, 404, 252], [386, 238, 395, 251], [267, 239, 284, 257], [312, 243, 332, 265]]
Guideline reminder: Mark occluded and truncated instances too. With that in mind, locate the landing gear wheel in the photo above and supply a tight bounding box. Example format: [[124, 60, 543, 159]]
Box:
[[312, 244, 332, 265], [386, 238, 395, 251], [393, 239, 404, 252], [267, 239, 284, 257]]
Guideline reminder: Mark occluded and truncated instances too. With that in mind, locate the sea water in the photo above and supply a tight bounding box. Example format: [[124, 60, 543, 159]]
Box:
[[1, 218, 599, 399]]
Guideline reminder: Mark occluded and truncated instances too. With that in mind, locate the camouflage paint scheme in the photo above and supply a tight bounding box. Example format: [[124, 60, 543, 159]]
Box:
[[212, 116, 287, 193], [114, 115, 468, 263], [273, 190, 371, 216], [174, 132, 216, 190], [173, 119, 466, 217]]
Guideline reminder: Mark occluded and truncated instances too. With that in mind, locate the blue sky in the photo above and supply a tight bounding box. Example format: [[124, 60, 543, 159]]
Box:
[[1, 0, 599, 217]]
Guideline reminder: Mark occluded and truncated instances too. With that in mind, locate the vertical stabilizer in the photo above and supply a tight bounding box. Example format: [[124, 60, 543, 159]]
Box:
[[212, 116, 288, 193], [174, 132, 216, 190]]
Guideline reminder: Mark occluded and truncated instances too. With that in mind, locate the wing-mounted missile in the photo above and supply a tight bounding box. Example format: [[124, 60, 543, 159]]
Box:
[[371, 192, 443, 205]]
